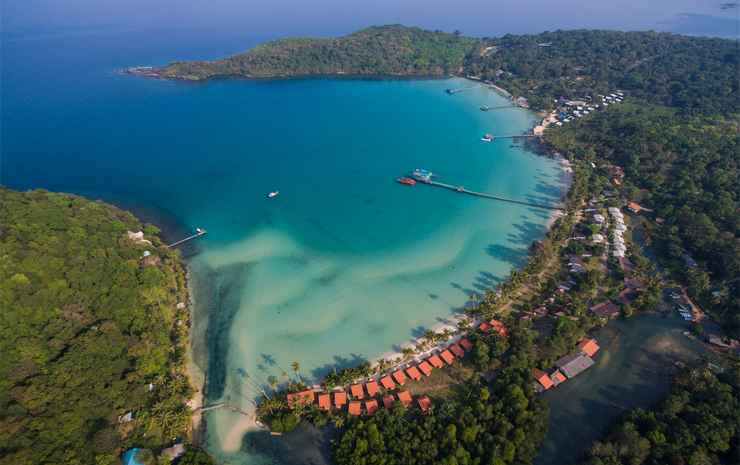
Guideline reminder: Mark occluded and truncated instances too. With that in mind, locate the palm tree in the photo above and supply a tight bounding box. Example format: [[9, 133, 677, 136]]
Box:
[[401, 347, 415, 361], [291, 361, 301, 382], [267, 375, 278, 392]]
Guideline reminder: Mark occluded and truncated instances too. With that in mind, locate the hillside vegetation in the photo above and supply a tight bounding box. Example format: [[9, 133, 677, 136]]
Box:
[[0, 188, 200, 465], [159, 25, 476, 80]]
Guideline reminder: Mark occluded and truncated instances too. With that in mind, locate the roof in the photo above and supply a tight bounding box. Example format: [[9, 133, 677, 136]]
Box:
[[350, 384, 364, 399], [489, 319, 508, 337], [380, 375, 395, 390], [449, 343, 465, 358], [427, 354, 444, 368], [405, 366, 422, 381], [392, 369, 406, 385], [532, 368, 553, 390], [478, 321, 491, 331], [417, 396, 432, 413], [397, 390, 412, 406], [577, 338, 600, 357], [333, 391, 347, 407], [317, 393, 331, 410], [365, 399, 379, 415], [550, 370, 567, 386], [627, 202, 642, 212], [348, 400, 362, 416], [439, 349, 455, 365], [556, 353, 595, 378], [383, 394, 395, 409], [458, 338, 473, 351], [590, 301, 620, 319], [365, 380, 378, 397], [286, 390, 314, 408], [416, 361, 432, 377]]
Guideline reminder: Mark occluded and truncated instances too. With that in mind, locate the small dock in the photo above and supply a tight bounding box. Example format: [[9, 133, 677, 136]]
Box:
[[487, 134, 538, 141], [167, 228, 207, 248], [480, 105, 515, 112], [446, 86, 477, 95], [418, 179, 562, 211]]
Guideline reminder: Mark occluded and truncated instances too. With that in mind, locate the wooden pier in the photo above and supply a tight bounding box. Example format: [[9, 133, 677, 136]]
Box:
[[420, 179, 562, 211], [167, 228, 207, 248], [446, 86, 477, 95], [480, 105, 515, 112], [488, 134, 538, 140]]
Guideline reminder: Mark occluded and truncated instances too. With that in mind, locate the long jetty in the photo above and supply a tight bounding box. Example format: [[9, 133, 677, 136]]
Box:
[[480, 105, 515, 112], [421, 179, 563, 211], [446, 86, 477, 95], [167, 228, 207, 248]]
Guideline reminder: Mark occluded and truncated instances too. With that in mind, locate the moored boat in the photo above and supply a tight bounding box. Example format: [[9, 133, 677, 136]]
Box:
[[267, 191, 279, 198], [397, 177, 416, 186], [481, 133, 494, 142]]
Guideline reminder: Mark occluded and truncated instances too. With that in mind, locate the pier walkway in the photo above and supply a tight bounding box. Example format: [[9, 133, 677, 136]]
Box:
[[446, 85, 478, 95], [167, 228, 207, 248], [421, 179, 563, 211], [480, 105, 516, 112]]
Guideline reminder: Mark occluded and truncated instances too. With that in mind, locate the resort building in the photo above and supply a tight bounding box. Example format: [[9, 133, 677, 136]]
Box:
[[449, 343, 465, 358], [590, 300, 620, 319], [392, 369, 407, 386], [348, 400, 362, 416], [577, 338, 600, 357], [286, 390, 314, 408], [439, 349, 455, 365], [532, 368, 554, 391], [459, 338, 473, 352], [365, 380, 378, 397], [333, 391, 347, 408], [418, 360, 433, 376], [317, 393, 331, 410], [383, 394, 395, 409], [556, 353, 595, 378], [380, 375, 395, 390], [550, 370, 567, 387], [489, 319, 508, 337], [350, 384, 364, 399], [417, 396, 432, 413], [397, 390, 412, 406], [405, 365, 422, 381], [427, 354, 444, 369], [365, 399, 379, 415]]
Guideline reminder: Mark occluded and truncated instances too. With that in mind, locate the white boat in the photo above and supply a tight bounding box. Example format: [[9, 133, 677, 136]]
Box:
[[267, 191, 279, 198]]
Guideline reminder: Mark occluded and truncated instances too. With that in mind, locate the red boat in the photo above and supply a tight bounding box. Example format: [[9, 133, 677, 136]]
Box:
[[397, 177, 417, 186]]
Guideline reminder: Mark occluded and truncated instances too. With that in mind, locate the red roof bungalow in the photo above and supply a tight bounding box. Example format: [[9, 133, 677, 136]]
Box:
[[627, 202, 642, 213], [392, 369, 406, 386], [365, 380, 378, 397], [550, 370, 567, 386], [350, 383, 364, 399], [577, 338, 600, 357], [439, 349, 455, 365], [489, 319, 508, 337], [380, 375, 395, 390], [417, 396, 432, 413], [317, 393, 331, 410], [397, 390, 412, 406], [532, 368, 553, 390], [405, 366, 422, 381], [590, 301, 620, 319], [449, 343, 465, 358], [418, 360, 433, 376], [348, 400, 362, 416], [365, 399, 379, 415], [333, 391, 347, 408], [286, 390, 314, 408], [458, 338, 473, 352], [478, 321, 491, 332], [427, 354, 444, 369], [383, 394, 395, 409]]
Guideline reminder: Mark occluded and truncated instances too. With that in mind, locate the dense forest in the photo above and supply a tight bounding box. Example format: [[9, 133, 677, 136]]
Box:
[[0, 189, 208, 465], [332, 323, 549, 465], [579, 366, 740, 465], [157, 25, 476, 80], [465, 29, 739, 116]]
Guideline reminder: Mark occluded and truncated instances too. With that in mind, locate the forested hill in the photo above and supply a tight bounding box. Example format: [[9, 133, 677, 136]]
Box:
[[465, 29, 739, 116], [0, 189, 203, 465], [157, 25, 476, 80]]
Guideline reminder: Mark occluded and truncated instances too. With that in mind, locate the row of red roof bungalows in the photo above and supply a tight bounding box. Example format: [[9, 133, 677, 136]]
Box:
[[478, 319, 508, 337], [347, 390, 422, 416]]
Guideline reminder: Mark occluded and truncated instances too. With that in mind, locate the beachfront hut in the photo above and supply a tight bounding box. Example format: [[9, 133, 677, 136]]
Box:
[[380, 375, 395, 390], [489, 319, 508, 337], [577, 338, 600, 357], [392, 369, 406, 386], [405, 366, 422, 381], [590, 301, 620, 319], [286, 390, 314, 409], [550, 370, 567, 386], [427, 354, 444, 369], [532, 368, 553, 390], [350, 384, 364, 399], [348, 400, 362, 416], [478, 321, 491, 332], [333, 391, 347, 408], [397, 390, 412, 406], [417, 396, 432, 413], [627, 202, 642, 213], [449, 343, 465, 358], [317, 393, 331, 410], [459, 338, 473, 352], [439, 349, 455, 365], [365, 380, 378, 397], [418, 361, 433, 377], [364, 399, 379, 415], [383, 394, 395, 409]]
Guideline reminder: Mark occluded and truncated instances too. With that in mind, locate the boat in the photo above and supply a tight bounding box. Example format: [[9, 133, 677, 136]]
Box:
[[411, 169, 433, 182], [397, 177, 416, 186], [267, 191, 279, 198], [480, 105, 490, 111], [481, 133, 493, 142]]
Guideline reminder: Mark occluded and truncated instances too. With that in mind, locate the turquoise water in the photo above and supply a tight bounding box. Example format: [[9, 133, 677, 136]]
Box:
[[2, 29, 565, 465]]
